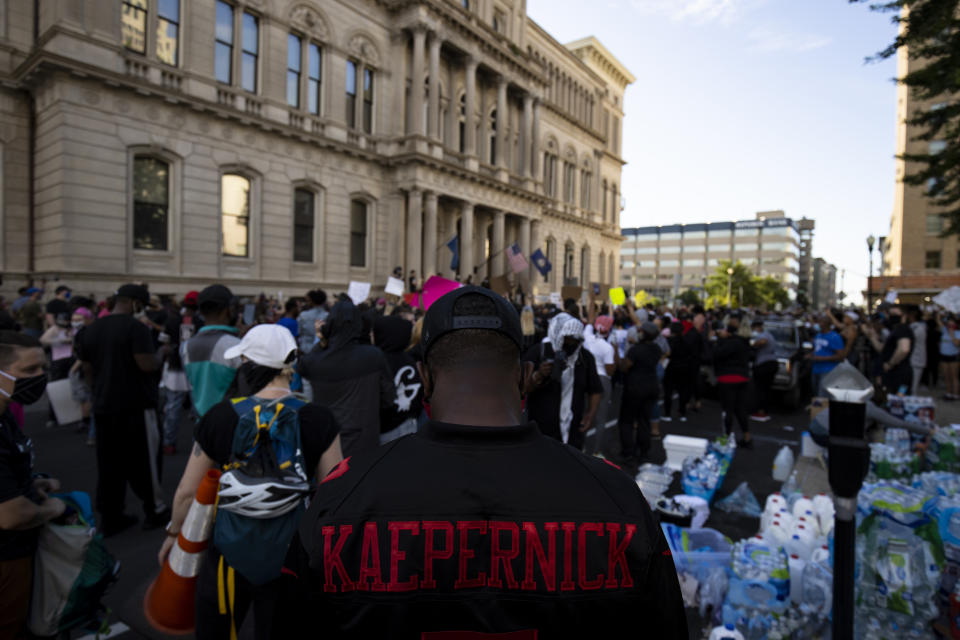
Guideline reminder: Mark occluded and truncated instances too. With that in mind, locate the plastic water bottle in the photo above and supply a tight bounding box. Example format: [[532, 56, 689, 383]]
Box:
[[792, 524, 816, 555], [788, 553, 806, 604], [709, 623, 745, 640], [792, 496, 814, 519], [765, 492, 787, 513], [772, 446, 795, 481], [785, 534, 810, 561]]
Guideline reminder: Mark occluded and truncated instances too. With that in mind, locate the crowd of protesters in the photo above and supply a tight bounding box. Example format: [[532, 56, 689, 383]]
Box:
[[0, 275, 950, 639]]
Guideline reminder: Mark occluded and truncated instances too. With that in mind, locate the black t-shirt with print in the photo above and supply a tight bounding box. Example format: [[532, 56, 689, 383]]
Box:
[[0, 411, 40, 561], [195, 399, 340, 479]]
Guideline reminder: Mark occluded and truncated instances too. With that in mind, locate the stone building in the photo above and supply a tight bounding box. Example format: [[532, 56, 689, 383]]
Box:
[[0, 0, 633, 299]]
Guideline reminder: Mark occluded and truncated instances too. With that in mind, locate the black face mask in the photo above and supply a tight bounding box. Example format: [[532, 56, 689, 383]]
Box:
[[563, 342, 580, 357], [236, 362, 281, 396], [0, 371, 48, 405]]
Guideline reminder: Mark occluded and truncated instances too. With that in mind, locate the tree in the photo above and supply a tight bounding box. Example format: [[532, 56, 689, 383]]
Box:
[[677, 289, 702, 306], [853, 0, 960, 234], [705, 260, 757, 307], [755, 276, 790, 308]]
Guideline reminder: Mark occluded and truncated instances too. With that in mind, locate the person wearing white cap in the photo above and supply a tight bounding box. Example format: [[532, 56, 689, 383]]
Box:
[[158, 325, 343, 638]]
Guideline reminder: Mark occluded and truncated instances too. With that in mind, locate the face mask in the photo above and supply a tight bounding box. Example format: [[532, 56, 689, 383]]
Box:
[[71, 320, 84, 330], [0, 370, 48, 405], [563, 342, 580, 357], [237, 361, 281, 396]]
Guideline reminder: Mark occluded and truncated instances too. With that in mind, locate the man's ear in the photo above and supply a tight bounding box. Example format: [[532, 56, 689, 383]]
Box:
[[417, 361, 432, 399]]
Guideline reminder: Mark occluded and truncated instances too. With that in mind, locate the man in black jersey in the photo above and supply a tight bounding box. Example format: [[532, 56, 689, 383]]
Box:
[[275, 286, 687, 638]]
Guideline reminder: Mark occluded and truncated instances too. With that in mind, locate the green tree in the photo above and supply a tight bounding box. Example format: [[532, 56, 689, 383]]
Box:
[[755, 276, 790, 308], [853, 0, 960, 234], [705, 260, 757, 307], [677, 289, 702, 306]]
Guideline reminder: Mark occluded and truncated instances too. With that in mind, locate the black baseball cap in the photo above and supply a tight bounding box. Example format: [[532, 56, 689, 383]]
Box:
[[116, 283, 149, 304], [421, 286, 523, 359], [198, 284, 234, 308]]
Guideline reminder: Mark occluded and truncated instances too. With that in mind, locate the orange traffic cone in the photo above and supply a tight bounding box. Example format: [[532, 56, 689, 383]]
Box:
[[144, 469, 221, 634]]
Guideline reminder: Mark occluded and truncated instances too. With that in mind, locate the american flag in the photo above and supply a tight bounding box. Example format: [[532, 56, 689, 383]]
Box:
[[506, 243, 529, 274]]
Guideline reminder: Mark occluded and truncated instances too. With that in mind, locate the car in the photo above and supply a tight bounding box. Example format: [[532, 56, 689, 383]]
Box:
[[763, 319, 813, 409]]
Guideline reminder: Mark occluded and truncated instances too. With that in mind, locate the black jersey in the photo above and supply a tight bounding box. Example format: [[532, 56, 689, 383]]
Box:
[[275, 420, 687, 639]]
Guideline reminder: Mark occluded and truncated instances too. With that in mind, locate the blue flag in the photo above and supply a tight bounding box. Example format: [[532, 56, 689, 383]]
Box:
[[446, 235, 459, 271], [531, 248, 552, 277]]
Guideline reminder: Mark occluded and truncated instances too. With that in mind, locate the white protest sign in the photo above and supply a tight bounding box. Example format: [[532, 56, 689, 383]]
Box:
[[347, 281, 372, 305], [884, 290, 898, 304], [549, 292, 562, 306], [385, 277, 405, 297]]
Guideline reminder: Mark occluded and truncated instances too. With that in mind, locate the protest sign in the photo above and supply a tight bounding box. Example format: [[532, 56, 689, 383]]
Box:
[[347, 281, 371, 306], [422, 275, 461, 310], [385, 277, 405, 297]]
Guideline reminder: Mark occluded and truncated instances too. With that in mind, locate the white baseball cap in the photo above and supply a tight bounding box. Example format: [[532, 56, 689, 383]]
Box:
[[224, 324, 298, 369]]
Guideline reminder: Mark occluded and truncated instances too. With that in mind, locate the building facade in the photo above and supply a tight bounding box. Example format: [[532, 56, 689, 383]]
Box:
[[797, 216, 814, 304], [620, 211, 805, 300], [878, 19, 960, 303], [811, 257, 837, 310], [0, 0, 633, 299]]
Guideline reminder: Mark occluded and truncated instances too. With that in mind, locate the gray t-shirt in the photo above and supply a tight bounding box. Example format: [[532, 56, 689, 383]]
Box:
[[753, 330, 778, 365]]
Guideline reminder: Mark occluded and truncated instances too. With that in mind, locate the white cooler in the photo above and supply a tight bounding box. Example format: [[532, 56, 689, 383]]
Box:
[[662, 434, 709, 471]]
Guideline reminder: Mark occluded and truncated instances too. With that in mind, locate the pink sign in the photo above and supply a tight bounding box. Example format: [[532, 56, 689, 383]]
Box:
[[421, 276, 461, 310]]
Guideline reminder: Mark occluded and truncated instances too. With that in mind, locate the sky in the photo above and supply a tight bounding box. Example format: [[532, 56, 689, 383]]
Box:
[[526, 0, 900, 304]]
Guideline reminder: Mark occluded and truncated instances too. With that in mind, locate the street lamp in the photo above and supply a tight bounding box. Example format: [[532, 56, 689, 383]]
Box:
[[866, 235, 876, 309], [726, 266, 734, 307]]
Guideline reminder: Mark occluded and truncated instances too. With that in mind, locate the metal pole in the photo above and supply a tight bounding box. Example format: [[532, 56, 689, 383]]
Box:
[[867, 249, 874, 310], [727, 274, 732, 306], [833, 499, 856, 639]]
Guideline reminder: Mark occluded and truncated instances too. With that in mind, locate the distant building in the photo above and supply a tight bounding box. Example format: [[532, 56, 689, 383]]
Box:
[[811, 258, 837, 310], [876, 13, 960, 303], [620, 211, 804, 300], [797, 217, 815, 303]]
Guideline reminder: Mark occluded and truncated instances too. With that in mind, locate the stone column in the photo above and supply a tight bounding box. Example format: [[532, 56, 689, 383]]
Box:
[[406, 189, 423, 277], [531, 97, 541, 180], [496, 75, 508, 169], [423, 192, 438, 277], [428, 35, 441, 141], [410, 27, 426, 136], [464, 56, 478, 156], [522, 93, 533, 178], [460, 201, 474, 279], [520, 216, 531, 259], [492, 210, 506, 277]]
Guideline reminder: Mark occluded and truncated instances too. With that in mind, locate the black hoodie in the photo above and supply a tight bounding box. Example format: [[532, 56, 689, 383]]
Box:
[[373, 316, 423, 434], [298, 300, 395, 456]]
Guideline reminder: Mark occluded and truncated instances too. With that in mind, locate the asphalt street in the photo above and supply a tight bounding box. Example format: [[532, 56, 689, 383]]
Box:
[[25, 386, 811, 640]]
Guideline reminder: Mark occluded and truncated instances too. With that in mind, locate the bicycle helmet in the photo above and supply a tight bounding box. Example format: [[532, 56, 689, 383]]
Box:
[[217, 468, 311, 519]]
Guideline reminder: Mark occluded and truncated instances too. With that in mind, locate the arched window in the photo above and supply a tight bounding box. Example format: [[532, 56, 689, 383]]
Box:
[[601, 179, 608, 222], [222, 173, 251, 257], [132, 155, 170, 251], [564, 243, 575, 283], [488, 107, 497, 165], [350, 199, 368, 267], [610, 182, 618, 224], [580, 246, 590, 286], [422, 76, 430, 134], [293, 187, 316, 263]]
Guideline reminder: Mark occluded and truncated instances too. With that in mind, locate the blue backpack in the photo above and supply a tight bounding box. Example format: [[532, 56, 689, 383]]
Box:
[[214, 396, 309, 586]]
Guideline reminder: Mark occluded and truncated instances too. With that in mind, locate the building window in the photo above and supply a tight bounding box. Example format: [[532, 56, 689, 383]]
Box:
[[156, 0, 180, 65], [930, 140, 947, 154], [926, 250, 942, 269], [461, 0, 470, 9], [601, 180, 608, 222], [610, 183, 618, 223], [580, 170, 592, 210], [308, 44, 322, 115], [544, 153, 557, 198], [563, 162, 576, 204], [221, 174, 251, 257], [363, 68, 374, 134], [580, 247, 590, 286], [240, 12, 259, 92], [132, 156, 169, 251], [346, 61, 358, 128], [350, 200, 368, 267], [293, 188, 314, 263], [287, 34, 301, 108], [493, 11, 505, 34], [927, 213, 944, 234], [214, 1, 233, 84], [122, 0, 147, 54]]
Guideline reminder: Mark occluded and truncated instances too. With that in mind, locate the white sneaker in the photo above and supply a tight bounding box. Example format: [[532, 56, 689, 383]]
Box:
[[661, 416, 672, 422]]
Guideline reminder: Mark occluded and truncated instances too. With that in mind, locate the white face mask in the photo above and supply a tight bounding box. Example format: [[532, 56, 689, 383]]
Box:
[[71, 320, 84, 330]]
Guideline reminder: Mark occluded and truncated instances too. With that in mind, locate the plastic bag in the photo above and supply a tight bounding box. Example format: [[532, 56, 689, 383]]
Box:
[[715, 481, 763, 518]]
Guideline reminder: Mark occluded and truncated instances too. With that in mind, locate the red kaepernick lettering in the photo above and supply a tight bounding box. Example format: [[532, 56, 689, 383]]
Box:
[[322, 524, 355, 593], [422, 521, 454, 589], [455, 521, 487, 589], [605, 523, 636, 588], [357, 522, 387, 592], [577, 523, 605, 590], [560, 522, 576, 592], [488, 521, 520, 589], [388, 521, 420, 592], [321, 456, 351, 484], [521, 521, 557, 591]]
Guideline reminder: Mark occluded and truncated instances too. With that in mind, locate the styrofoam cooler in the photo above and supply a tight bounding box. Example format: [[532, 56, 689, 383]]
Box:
[[663, 434, 709, 471]]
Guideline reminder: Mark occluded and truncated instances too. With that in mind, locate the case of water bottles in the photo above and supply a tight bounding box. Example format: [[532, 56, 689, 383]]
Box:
[[680, 436, 734, 504]]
